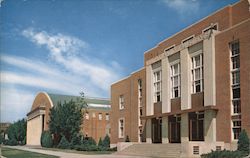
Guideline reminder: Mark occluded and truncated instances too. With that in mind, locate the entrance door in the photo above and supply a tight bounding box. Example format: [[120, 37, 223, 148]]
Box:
[[169, 115, 181, 143], [152, 118, 162, 143], [189, 112, 204, 141]]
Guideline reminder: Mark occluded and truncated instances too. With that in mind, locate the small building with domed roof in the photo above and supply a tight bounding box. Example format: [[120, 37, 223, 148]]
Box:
[[26, 92, 110, 146]]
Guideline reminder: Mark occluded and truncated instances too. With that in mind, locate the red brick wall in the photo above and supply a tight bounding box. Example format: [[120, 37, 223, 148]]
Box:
[[215, 19, 250, 143]]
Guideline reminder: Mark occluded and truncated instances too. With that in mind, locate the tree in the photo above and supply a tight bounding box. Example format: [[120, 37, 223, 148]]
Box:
[[41, 131, 53, 148], [6, 119, 26, 145], [49, 99, 85, 145], [57, 135, 70, 149], [237, 129, 249, 155]]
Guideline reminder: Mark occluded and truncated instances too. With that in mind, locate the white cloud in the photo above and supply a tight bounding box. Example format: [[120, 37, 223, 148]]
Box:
[[0, 87, 35, 122], [0, 55, 102, 96], [162, 0, 200, 16], [21, 28, 121, 91]]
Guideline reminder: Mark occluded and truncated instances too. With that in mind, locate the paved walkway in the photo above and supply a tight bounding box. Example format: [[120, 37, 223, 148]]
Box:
[[3, 146, 149, 158]]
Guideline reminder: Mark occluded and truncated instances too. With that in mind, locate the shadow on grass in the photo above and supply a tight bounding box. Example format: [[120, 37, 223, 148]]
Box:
[[1, 147, 59, 158]]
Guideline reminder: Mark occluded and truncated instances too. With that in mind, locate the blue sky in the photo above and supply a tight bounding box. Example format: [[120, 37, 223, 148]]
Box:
[[0, 0, 237, 123]]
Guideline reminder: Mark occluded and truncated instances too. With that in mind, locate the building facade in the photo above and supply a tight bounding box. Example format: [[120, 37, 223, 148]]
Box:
[[26, 92, 110, 146], [111, 0, 250, 156]]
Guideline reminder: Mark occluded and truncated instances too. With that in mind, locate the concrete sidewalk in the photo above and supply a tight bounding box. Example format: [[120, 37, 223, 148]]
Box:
[[3, 146, 149, 158]]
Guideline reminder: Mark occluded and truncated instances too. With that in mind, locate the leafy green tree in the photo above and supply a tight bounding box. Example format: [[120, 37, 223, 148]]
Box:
[[237, 129, 249, 155], [49, 100, 84, 145], [6, 119, 26, 145], [41, 131, 53, 148]]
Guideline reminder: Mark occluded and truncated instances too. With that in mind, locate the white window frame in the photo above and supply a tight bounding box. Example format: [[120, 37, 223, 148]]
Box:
[[232, 119, 241, 140], [98, 113, 102, 120], [118, 118, 125, 138], [230, 41, 241, 115], [105, 113, 109, 121], [119, 95, 125, 110], [153, 68, 162, 103], [191, 52, 203, 93], [92, 112, 96, 118], [170, 60, 181, 98]]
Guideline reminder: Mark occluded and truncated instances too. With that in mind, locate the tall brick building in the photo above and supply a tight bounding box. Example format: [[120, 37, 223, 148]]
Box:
[[111, 0, 250, 157], [26, 92, 110, 146]]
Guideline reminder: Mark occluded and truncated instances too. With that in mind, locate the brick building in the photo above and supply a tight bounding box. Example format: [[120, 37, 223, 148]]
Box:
[[111, 0, 250, 157], [26, 92, 110, 146]]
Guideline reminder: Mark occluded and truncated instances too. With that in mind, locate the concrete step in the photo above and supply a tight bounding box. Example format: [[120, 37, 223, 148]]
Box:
[[117, 143, 181, 158]]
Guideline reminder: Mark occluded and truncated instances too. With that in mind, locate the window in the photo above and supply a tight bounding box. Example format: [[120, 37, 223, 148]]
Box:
[[119, 118, 125, 138], [105, 113, 109, 121], [119, 95, 124, 109], [170, 62, 180, 98], [92, 112, 96, 118], [153, 70, 162, 102], [233, 99, 241, 114], [232, 120, 241, 140], [191, 54, 203, 93], [230, 41, 241, 115], [138, 79, 142, 98], [98, 113, 102, 120], [85, 112, 89, 120]]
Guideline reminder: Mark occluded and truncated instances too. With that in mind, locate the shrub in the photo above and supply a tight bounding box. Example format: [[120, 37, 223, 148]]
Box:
[[57, 136, 70, 149], [70, 134, 81, 149], [237, 129, 249, 155], [201, 150, 246, 158], [98, 138, 103, 147], [41, 131, 53, 148], [85, 137, 96, 146], [4, 139, 18, 146], [102, 135, 110, 148]]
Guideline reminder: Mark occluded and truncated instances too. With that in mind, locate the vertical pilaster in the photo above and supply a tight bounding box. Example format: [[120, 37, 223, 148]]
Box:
[[162, 117, 169, 143], [162, 57, 171, 113], [204, 110, 217, 142], [203, 35, 216, 106], [181, 113, 189, 142], [146, 65, 153, 116], [146, 119, 152, 143], [180, 48, 191, 110]]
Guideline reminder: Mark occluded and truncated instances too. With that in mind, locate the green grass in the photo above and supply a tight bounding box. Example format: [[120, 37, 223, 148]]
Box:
[[1, 147, 59, 158], [37, 147, 115, 155]]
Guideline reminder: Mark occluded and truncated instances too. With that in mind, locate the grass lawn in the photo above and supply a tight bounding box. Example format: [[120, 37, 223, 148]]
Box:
[[1, 147, 59, 158], [37, 147, 115, 155]]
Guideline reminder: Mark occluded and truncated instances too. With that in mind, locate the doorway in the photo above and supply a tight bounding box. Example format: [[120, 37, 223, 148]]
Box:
[[168, 115, 181, 143], [152, 117, 162, 143]]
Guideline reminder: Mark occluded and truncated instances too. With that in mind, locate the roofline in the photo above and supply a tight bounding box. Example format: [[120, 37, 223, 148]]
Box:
[[130, 67, 145, 75], [111, 76, 130, 86], [144, 1, 237, 55], [46, 92, 109, 101]]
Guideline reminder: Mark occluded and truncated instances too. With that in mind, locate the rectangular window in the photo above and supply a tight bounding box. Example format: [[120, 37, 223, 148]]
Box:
[[170, 62, 180, 98], [138, 79, 142, 98], [92, 112, 96, 118], [191, 54, 203, 93], [105, 113, 109, 121], [119, 95, 124, 109], [230, 40, 241, 116], [119, 118, 125, 138], [153, 70, 162, 102], [232, 120, 241, 140], [98, 113, 102, 120], [233, 99, 241, 114], [85, 112, 89, 120]]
